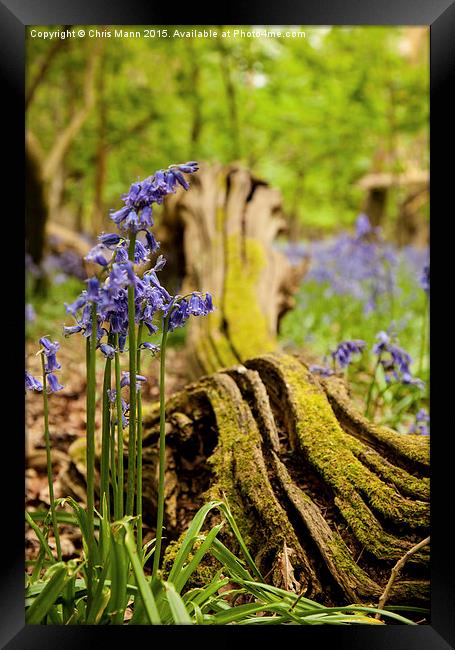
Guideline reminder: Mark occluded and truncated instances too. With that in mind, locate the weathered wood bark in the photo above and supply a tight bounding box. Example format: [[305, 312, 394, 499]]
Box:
[[64, 352, 429, 607], [161, 164, 308, 377], [130, 352, 429, 607]]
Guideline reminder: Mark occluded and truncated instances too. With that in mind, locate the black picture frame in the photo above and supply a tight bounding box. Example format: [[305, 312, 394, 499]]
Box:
[[4, 0, 454, 647]]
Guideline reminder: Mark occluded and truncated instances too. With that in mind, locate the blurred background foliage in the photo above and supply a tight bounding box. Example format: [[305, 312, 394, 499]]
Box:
[[26, 25, 429, 431], [26, 25, 428, 239]]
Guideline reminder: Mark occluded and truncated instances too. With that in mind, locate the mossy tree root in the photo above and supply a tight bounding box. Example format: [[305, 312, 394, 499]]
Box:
[[78, 352, 429, 607]]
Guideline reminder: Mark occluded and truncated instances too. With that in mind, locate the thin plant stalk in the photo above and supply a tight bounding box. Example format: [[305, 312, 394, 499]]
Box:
[[136, 321, 144, 554], [365, 357, 380, 418], [126, 232, 137, 516], [371, 383, 393, 420], [40, 354, 62, 562], [114, 334, 124, 520], [110, 418, 118, 516], [152, 309, 172, 578], [100, 342, 112, 521], [85, 302, 98, 609]]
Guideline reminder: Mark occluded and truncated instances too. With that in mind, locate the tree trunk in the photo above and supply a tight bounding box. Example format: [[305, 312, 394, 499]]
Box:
[[135, 352, 429, 606], [92, 50, 108, 237], [161, 163, 308, 377], [25, 136, 48, 295]]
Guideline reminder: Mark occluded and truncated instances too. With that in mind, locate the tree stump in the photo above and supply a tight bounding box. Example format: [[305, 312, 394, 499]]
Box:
[[137, 352, 429, 607], [161, 164, 307, 377]]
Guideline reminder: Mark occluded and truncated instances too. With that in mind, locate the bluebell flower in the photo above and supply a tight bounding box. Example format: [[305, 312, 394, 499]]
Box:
[[110, 206, 132, 227], [120, 372, 147, 389], [39, 337, 62, 372], [114, 246, 129, 263], [138, 206, 153, 230], [25, 371, 43, 392], [99, 232, 123, 248], [65, 293, 87, 316], [145, 231, 159, 254], [63, 324, 83, 337], [99, 343, 116, 359], [47, 373, 64, 393], [140, 342, 160, 355], [110, 163, 198, 234], [153, 255, 166, 272], [409, 408, 429, 435], [188, 293, 208, 316], [86, 277, 100, 302], [373, 330, 424, 390], [134, 239, 150, 264], [175, 161, 199, 174], [309, 365, 334, 377], [331, 339, 366, 369], [205, 293, 214, 312], [168, 299, 189, 331], [85, 244, 109, 267]]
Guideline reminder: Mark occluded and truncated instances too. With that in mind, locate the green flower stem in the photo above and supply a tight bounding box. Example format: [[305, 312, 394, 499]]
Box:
[[85, 301, 98, 607], [40, 355, 62, 562], [100, 339, 113, 520], [152, 308, 173, 578], [136, 321, 144, 554], [364, 357, 380, 419], [110, 418, 118, 512], [114, 334, 124, 520], [371, 383, 393, 419], [126, 233, 137, 516]]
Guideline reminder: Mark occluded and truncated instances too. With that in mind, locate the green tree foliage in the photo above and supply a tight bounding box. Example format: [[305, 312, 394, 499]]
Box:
[[26, 26, 428, 236]]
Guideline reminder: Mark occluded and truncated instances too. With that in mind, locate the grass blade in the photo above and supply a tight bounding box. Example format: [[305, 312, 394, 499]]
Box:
[[167, 500, 223, 583], [173, 524, 223, 594], [122, 521, 161, 625], [164, 582, 193, 624], [25, 564, 69, 624]]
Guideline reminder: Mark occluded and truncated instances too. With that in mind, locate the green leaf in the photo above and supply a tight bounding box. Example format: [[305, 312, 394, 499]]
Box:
[[25, 511, 55, 564], [25, 564, 69, 624], [173, 524, 223, 594], [167, 500, 224, 584], [106, 524, 130, 625], [164, 582, 193, 624], [122, 521, 161, 625]]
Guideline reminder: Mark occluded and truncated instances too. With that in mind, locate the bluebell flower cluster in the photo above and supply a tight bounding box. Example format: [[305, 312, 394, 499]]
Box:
[[373, 331, 425, 389], [25, 336, 64, 394], [25, 370, 43, 392], [309, 331, 425, 394], [309, 338, 365, 376], [278, 216, 430, 316], [64, 162, 214, 361], [409, 408, 429, 436], [106, 372, 148, 429], [110, 162, 199, 234], [331, 339, 366, 369]]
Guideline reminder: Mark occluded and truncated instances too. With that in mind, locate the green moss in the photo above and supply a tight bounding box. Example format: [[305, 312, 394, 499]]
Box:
[[249, 354, 429, 560], [345, 439, 430, 501], [200, 374, 315, 584], [323, 378, 429, 468], [223, 235, 276, 361]]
